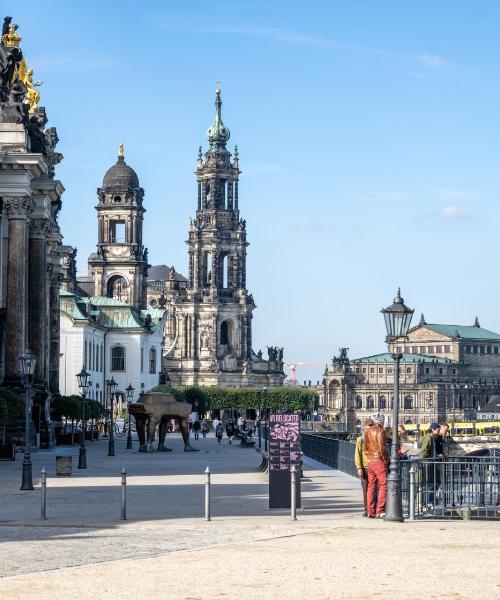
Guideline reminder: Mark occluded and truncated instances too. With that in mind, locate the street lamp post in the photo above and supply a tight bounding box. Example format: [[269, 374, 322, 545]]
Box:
[[126, 383, 135, 450], [19, 348, 36, 491], [107, 378, 118, 457], [76, 368, 91, 469], [428, 393, 433, 426], [381, 288, 414, 522], [257, 388, 262, 449], [261, 387, 268, 452]]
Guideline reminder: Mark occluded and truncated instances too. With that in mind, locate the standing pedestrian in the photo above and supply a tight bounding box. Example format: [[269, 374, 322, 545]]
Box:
[[355, 418, 372, 516], [364, 413, 389, 518], [420, 422, 442, 508], [226, 420, 235, 444], [201, 419, 210, 438], [192, 419, 201, 441], [215, 421, 224, 444]]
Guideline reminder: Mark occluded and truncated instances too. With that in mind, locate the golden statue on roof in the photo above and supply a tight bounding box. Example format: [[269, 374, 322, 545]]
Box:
[[1, 23, 21, 47], [23, 68, 43, 113], [119, 143, 124, 157]]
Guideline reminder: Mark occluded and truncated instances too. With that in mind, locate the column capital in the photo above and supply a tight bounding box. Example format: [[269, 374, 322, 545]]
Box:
[[29, 218, 51, 239], [3, 196, 34, 219]]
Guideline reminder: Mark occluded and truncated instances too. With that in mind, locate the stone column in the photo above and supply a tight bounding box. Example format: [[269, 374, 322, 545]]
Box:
[[28, 219, 50, 382], [48, 266, 62, 394], [3, 197, 32, 382]]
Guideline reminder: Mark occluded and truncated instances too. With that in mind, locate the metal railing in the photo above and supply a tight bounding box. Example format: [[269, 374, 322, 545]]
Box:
[[401, 457, 500, 519], [301, 433, 500, 519], [301, 433, 357, 478]]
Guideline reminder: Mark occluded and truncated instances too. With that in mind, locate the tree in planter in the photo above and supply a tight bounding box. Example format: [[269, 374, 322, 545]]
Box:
[[86, 400, 105, 440], [52, 396, 80, 444]]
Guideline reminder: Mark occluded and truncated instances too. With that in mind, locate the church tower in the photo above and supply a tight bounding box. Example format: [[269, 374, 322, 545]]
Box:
[[163, 90, 285, 386], [88, 145, 149, 309]]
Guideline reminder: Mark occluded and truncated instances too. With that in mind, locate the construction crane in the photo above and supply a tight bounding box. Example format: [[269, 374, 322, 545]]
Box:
[[286, 361, 323, 385]]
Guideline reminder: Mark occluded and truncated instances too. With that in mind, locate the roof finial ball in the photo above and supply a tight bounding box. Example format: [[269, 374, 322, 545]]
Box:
[[118, 143, 124, 158]]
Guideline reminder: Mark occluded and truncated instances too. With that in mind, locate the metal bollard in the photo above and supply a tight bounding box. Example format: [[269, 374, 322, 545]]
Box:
[[40, 467, 47, 520], [291, 465, 297, 521], [409, 465, 416, 520], [121, 468, 127, 520], [205, 466, 211, 521]]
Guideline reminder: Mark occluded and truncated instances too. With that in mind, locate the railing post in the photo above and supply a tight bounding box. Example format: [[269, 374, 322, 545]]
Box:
[[40, 467, 47, 520], [205, 466, 211, 521], [409, 464, 416, 520], [121, 468, 127, 520], [291, 465, 297, 521]]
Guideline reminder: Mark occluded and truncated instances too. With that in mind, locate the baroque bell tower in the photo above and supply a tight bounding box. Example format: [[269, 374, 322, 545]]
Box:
[[163, 90, 285, 387], [88, 145, 149, 309]]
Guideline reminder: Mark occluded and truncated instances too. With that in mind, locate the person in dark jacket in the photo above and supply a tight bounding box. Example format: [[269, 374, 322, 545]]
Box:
[[226, 420, 235, 444], [192, 419, 201, 441], [215, 422, 224, 444]]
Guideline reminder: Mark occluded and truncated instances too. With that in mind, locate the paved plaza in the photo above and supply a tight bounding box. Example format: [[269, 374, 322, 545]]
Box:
[[0, 433, 499, 599]]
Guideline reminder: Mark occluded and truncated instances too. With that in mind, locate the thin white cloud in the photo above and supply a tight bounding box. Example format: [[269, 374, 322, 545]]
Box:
[[438, 205, 464, 219], [150, 19, 393, 59], [32, 55, 114, 73], [418, 54, 448, 70]]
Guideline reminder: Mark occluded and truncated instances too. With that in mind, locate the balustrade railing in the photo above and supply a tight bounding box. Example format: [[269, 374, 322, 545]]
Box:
[[301, 433, 500, 519]]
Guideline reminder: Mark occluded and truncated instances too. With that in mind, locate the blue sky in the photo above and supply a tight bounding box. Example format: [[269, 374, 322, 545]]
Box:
[[8, 1, 500, 382]]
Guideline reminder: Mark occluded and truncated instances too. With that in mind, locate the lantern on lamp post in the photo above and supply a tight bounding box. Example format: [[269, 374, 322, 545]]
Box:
[[19, 348, 36, 490], [381, 288, 414, 522], [107, 377, 118, 457], [76, 368, 91, 469], [125, 383, 135, 450]]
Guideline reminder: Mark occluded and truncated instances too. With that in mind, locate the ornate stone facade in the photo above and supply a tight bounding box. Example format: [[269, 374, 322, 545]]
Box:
[[323, 319, 500, 430], [157, 90, 285, 387], [0, 17, 66, 447], [87, 146, 149, 309]]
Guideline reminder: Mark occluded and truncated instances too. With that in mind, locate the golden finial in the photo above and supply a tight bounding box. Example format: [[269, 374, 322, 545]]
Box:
[[118, 143, 124, 158], [2, 23, 21, 48]]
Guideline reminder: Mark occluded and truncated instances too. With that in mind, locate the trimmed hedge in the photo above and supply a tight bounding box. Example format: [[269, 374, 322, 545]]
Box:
[[51, 396, 106, 421], [150, 385, 318, 413]]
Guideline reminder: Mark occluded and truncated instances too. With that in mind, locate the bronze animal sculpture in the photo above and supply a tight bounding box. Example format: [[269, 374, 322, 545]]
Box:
[[128, 392, 198, 452]]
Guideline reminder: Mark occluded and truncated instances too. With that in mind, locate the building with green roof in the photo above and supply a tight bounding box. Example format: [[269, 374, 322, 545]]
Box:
[[323, 317, 500, 430]]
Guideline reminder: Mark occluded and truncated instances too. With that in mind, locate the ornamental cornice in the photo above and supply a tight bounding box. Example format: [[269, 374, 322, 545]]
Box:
[[3, 196, 34, 218]]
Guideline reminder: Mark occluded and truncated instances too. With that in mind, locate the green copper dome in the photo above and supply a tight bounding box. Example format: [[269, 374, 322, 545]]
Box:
[[206, 88, 230, 146]]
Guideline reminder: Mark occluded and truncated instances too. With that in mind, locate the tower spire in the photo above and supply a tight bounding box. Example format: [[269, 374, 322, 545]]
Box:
[[206, 87, 230, 147]]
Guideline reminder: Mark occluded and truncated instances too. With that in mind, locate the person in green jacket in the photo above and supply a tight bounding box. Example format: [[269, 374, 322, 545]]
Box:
[[355, 418, 372, 516], [419, 422, 442, 508]]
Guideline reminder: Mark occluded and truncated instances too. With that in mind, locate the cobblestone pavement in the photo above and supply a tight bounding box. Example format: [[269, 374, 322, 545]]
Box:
[[0, 433, 362, 576], [1, 434, 498, 599]]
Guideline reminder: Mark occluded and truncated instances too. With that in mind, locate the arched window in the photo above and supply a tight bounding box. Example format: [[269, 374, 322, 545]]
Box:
[[106, 275, 128, 302], [367, 395, 375, 409], [100, 344, 104, 372], [220, 320, 231, 345], [141, 347, 144, 373], [355, 396, 362, 409], [404, 395, 413, 410], [111, 346, 125, 371], [84, 340, 87, 368], [379, 396, 387, 409], [203, 252, 212, 287], [149, 347, 157, 374]]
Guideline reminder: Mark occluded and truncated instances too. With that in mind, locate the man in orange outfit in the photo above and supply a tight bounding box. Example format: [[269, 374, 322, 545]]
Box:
[[363, 413, 389, 518]]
